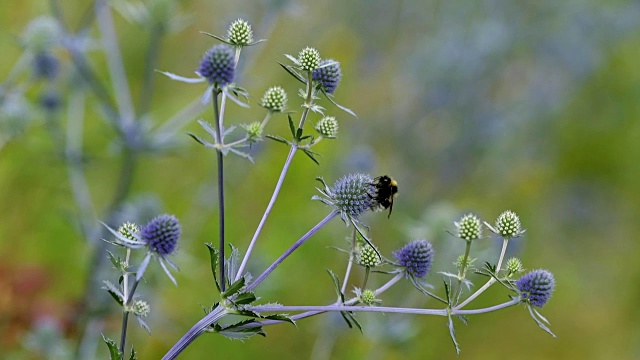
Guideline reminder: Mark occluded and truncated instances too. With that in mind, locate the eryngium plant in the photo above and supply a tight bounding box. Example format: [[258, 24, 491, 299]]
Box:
[[5, 11, 556, 359]]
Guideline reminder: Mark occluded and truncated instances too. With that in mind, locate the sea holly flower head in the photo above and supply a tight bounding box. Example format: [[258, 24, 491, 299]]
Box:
[[516, 269, 555, 308], [141, 214, 180, 256], [118, 222, 140, 242], [32, 52, 59, 80], [227, 19, 253, 46], [315, 116, 338, 139], [313, 59, 342, 94], [242, 121, 263, 142], [197, 44, 235, 87], [491, 210, 524, 238], [506, 257, 524, 277], [298, 47, 321, 72], [260, 86, 287, 112], [22, 16, 61, 52], [132, 300, 151, 317], [393, 239, 434, 278], [454, 213, 482, 241], [455, 253, 472, 271], [313, 173, 375, 222], [356, 241, 382, 268]]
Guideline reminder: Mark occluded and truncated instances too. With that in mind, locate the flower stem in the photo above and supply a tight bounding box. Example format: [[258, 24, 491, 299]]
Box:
[[161, 306, 229, 360], [454, 237, 510, 310], [212, 89, 226, 291], [234, 72, 315, 281], [119, 275, 140, 355], [453, 240, 473, 305], [247, 211, 339, 291], [340, 228, 357, 296]]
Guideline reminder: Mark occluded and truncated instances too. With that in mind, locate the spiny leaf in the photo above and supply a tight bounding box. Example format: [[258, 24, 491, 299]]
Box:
[[205, 243, 221, 293], [233, 292, 257, 306], [447, 315, 461, 355], [278, 62, 305, 84], [222, 276, 246, 299], [102, 335, 122, 360], [301, 149, 320, 165]]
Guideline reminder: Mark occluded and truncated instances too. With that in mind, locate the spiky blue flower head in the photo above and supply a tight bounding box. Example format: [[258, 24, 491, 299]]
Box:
[[516, 269, 555, 308], [227, 19, 253, 46], [313, 59, 342, 94], [33, 52, 59, 80], [298, 47, 320, 72], [393, 239, 434, 278], [197, 44, 235, 86], [141, 214, 180, 256], [330, 173, 375, 218]]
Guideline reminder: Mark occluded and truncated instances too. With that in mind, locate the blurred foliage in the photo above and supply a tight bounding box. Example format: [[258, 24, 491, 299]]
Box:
[[2, 0, 640, 359]]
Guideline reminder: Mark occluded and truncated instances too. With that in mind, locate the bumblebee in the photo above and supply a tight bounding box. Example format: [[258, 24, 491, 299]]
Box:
[[371, 175, 398, 218]]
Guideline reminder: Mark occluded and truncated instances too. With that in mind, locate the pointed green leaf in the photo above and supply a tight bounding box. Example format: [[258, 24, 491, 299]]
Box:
[[128, 347, 137, 360], [233, 292, 257, 305], [326, 269, 345, 302], [222, 277, 246, 299], [302, 149, 320, 165], [217, 326, 266, 340], [262, 314, 296, 326], [265, 135, 290, 145], [447, 315, 461, 355], [205, 243, 221, 293], [322, 90, 358, 118], [288, 114, 296, 138], [277, 62, 305, 84], [345, 311, 363, 333], [200, 31, 233, 45], [102, 335, 123, 360]]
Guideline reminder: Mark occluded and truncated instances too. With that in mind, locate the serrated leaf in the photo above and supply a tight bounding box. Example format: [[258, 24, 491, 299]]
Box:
[[222, 277, 246, 299], [107, 251, 121, 269], [136, 316, 151, 334], [187, 133, 213, 148], [200, 31, 232, 45], [288, 114, 296, 138], [278, 62, 305, 84], [265, 135, 289, 144], [128, 347, 137, 360], [224, 88, 250, 108], [228, 147, 254, 163], [102, 335, 122, 360], [217, 326, 266, 340], [447, 315, 461, 355], [205, 243, 221, 293], [197, 119, 218, 140], [102, 281, 124, 303], [262, 314, 296, 326], [233, 292, 257, 305], [326, 269, 345, 302], [156, 70, 206, 84], [322, 90, 358, 118], [234, 309, 260, 318], [345, 311, 363, 333], [301, 149, 320, 165]]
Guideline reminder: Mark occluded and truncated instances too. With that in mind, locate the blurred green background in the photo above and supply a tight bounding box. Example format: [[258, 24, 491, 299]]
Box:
[[2, 0, 640, 359]]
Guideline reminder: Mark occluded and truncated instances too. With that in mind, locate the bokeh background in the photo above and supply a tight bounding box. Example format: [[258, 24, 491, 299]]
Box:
[[2, 0, 640, 359]]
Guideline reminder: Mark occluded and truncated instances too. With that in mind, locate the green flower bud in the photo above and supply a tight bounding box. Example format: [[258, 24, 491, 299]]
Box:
[[227, 19, 253, 46], [315, 116, 338, 139], [360, 289, 378, 306], [455, 213, 482, 241], [298, 47, 320, 72], [506, 257, 524, 277], [455, 253, 472, 271], [356, 242, 382, 268], [495, 210, 522, 238], [132, 300, 150, 317], [260, 86, 287, 112], [118, 222, 140, 242], [243, 121, 263, 142]]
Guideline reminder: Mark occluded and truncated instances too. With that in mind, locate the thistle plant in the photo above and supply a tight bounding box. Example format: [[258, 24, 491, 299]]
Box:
[[3, 8, 558, 359]]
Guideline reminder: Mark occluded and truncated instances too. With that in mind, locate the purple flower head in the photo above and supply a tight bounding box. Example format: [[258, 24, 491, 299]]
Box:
[[197, 44, 235, 86], [331, 173, 375, 218], [516, 269, 555, 308], [141, 214, 181, 256], [313, 59, 342, 94], [33, 52, 59, 80], [393, 239, 434, 278]]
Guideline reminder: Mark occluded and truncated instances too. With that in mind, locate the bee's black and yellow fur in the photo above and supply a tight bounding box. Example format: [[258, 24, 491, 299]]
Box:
[[371, 175, 398, 218]]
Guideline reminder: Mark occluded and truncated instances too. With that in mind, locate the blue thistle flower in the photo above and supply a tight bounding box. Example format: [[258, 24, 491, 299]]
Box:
[[314, 173, 375, 222], [141, 214, 181, 256], [516, 269, 555, 308], [393, 239, 434, 278], [197, 44, 235, 87], [313, 59, 342, 94], [33, 52, 59, 80]]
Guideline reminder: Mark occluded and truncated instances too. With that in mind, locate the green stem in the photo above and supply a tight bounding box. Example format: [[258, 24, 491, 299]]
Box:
[[453, 240, 473, 305], [454, 238, 510, 310], [212, 89, 226, 291]]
